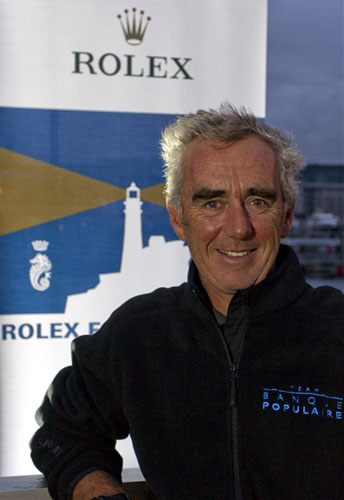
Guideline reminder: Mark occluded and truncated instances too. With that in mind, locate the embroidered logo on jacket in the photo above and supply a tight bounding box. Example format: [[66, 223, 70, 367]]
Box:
[[262, 386, 342, 420]]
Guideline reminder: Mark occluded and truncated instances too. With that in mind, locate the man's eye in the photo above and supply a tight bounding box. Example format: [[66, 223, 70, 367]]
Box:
[[206, 200, 219, 209], [247, 198, 269, 211]]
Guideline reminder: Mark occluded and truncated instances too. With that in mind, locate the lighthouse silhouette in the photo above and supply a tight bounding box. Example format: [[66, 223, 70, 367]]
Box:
[[121, 182, 143, 273], [65, 181, 190, 318]]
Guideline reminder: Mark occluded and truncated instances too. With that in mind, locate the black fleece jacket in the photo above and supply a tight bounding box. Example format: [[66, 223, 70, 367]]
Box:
[[31, 245, 344, 500]]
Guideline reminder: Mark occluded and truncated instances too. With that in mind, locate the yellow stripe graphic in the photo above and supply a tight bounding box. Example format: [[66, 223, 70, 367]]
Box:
[[0, 148, 165, 236]]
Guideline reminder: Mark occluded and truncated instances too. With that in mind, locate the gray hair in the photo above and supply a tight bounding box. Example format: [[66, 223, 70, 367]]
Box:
[[161, 103, 304, 213]]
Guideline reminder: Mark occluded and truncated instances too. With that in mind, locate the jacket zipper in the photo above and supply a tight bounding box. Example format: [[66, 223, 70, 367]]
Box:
[[192, 289, 242, 500], [217, 329, 242, 500], [230, 363, 241, 500]]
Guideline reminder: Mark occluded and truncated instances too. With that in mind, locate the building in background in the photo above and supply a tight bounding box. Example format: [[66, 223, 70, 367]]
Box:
[[286, 164, 344, 277], [296, 165, 344, 219]]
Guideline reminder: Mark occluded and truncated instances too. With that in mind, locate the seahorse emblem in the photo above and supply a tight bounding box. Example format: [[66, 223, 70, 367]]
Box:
[[29, 253, 52, 292]]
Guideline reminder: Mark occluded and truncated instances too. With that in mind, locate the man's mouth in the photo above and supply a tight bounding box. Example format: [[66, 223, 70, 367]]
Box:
[[218, 249, 252, 257]]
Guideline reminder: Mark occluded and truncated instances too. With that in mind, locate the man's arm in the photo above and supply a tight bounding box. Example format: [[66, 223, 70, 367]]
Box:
[[31, 330, 130, 500], [72, 471, 125, 500]]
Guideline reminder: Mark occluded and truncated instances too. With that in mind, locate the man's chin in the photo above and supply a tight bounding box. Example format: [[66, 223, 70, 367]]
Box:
[[218, 275, 261, 294]]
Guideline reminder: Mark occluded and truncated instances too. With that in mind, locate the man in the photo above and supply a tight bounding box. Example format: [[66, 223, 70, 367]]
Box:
[[31, 104, 344, 500]]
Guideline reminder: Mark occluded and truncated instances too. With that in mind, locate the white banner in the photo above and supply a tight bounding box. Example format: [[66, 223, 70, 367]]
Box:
[[0, 0, 267, 114]]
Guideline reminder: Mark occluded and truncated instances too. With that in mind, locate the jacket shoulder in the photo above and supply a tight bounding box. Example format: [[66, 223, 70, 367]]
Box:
[[79, 283, 191, 346], [114, 282, 190, 318], [303, 284, 344, 318]]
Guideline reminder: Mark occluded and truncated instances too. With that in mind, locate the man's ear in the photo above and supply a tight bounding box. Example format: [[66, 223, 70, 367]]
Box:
[[281, 200, 295, 238], [166, 199, 187, 241]]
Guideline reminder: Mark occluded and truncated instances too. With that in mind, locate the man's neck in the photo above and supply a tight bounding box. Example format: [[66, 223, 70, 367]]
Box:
[[205, 289, 233, 316]]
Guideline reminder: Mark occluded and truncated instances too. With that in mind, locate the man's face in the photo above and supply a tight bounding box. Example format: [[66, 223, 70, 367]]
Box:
[[168, 136, 294, 314]]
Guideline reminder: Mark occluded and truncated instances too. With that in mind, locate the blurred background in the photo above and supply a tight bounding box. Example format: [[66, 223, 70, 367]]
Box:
[[267, 0, 344, 291]]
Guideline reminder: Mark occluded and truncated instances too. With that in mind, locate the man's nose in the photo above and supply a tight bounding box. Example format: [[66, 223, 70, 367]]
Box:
[[222, 203, 254, 239]]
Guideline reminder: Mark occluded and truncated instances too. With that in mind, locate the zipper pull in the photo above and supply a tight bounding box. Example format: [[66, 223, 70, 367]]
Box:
[[230, 363, 238, 408]]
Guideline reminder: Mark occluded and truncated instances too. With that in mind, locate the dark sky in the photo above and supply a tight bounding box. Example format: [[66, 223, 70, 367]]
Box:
[[266, 0, 344, 165]]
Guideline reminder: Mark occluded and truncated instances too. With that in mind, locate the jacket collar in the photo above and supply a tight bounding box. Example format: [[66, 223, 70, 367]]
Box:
[[187, 244, 310, 317]]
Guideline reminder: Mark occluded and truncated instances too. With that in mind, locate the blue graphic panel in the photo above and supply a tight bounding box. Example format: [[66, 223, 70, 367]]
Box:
[[0, 107, 177, 314]]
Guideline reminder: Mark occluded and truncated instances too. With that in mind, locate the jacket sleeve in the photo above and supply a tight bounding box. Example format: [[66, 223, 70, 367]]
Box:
[[30, 325, 130, 500]]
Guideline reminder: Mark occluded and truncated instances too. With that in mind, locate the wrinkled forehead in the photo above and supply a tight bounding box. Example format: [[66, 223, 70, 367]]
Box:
[[181, 136, 279, 182]]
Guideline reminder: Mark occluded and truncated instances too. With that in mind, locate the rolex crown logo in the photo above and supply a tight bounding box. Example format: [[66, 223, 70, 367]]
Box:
[[32, 240, 49, 252], [117, 8, 151, 45]]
